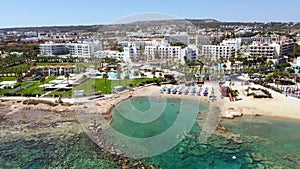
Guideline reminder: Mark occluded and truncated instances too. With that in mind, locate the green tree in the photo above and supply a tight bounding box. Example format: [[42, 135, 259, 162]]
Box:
[[151, 67, 156, 78], [64, 73, 70, 84], [40, 77, 46, 95], [103, 73, 109, 94]]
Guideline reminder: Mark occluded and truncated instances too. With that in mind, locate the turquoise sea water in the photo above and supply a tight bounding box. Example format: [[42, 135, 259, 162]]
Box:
[[0, 132, 119, 169], [0, 97, 300, 168], [110, 97, 300, 169]]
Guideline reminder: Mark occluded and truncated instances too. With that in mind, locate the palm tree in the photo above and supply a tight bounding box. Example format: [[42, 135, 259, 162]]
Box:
[[103, 73, 109, 94], [116, 64, 122, 85], [151, 67, 156, 78], [0, 77, 2, 96], [124, 75, 129, 88], [40, 77, 46, 95], [197, 58, 204, 76], [64, 73, 70, 84], [159, 72, 163, 78]]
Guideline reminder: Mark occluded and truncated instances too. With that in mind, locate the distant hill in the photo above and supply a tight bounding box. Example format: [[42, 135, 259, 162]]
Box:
[[0, 19, 299, 33], [0, 25, 103, 33]]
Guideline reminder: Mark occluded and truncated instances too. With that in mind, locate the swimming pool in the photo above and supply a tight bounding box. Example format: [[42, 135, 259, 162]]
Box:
[[97, 73, 140, 79]]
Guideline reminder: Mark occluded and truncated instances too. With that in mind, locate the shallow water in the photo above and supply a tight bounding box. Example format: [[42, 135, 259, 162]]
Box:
[[0, 97, 300, 169], [0, 132, 119, 169], [111, 97, 300, 169]]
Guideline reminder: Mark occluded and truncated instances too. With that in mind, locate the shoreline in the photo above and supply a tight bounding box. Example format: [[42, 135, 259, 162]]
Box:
[[0, 84, 299, 122]]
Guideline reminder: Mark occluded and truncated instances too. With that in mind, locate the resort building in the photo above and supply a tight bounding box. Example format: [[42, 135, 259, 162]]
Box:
[[240, 37, 278, 43], [196, 35, 223, 45], [248, 38, 294, 59], [65, 43, 96, 57], [279, 38, 295, 56], [95, 50, 124, 60], [201, 45, 236, 61], [30, 65, 76, 76], [221, 38, 242, 51], [144, 44, 185, 63], [39, 40, 102, 57], [118, 39, 168, 48], [164, 34, 190, 45], [123, 46, 140, 63], [297, 57, 300, 67], [186, 45, 199, 63], [249, 42, 280, 59], [39, 42, 69, 56]]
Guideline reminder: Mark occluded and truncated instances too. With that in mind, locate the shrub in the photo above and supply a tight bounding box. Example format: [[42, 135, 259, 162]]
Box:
[[170, 79, 177, 85], [23, 100, 58, 107]]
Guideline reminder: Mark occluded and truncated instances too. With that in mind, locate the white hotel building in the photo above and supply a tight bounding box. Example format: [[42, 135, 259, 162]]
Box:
[[202, 45, 236, 61], [39, 42, 68, 56], [249, 42, 280, 59], [95, 50, 124, 60], [201, 38, 241, 61], [144, 45, 186, 63], [39, 41, 101, 57]]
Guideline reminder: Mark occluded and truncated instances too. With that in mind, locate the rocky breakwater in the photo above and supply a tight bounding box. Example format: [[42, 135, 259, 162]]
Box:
[[76, 93, 157, 168]]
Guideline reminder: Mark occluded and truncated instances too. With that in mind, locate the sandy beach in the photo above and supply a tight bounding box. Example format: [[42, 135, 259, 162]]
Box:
[[222, 82, 300, 120], [113, 84, 300, 121]]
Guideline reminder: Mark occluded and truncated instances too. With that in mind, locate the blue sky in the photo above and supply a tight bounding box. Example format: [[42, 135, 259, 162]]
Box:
[[0, 0, 298, 28]]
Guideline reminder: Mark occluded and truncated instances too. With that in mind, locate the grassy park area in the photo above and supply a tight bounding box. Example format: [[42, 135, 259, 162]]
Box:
[[0, 76, 57, 96], [47, 77, 164, 98], [0, 77, 17, 82], [1, 76, 165, 98]]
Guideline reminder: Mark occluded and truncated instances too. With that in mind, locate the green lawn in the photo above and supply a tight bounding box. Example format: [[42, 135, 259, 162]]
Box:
[[2, 76, 57, 96], [130, 78, 153, 86], [36, 62, 76, 66], [74, 78, 112, 94], [0, 88, 13, 96], [15, 82, 45, 96], [44, 76, 57, 83], [46, 78, 154, 98], [11, 64, 31, 70], [0, 77, 17, 82], [1, 76, 162, 97], [47, 89, 72, 98]]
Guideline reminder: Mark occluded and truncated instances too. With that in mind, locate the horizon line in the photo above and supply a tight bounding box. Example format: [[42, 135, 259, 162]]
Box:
[[0, 18, 299, 30]]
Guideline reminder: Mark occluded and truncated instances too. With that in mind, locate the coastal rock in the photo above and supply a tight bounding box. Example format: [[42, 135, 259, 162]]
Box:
[[222, 111, 243, 119], [257, 163, 265, 169], [177, 147, 185, 154], [251, 152, 264, 162], [122, 165, 130, 169], [245, 157, 253, 164]]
